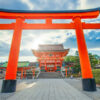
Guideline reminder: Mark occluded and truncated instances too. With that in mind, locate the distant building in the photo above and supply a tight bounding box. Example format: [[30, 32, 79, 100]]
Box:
[[0, 61, 36, 79], [32, 44, 69, 72]]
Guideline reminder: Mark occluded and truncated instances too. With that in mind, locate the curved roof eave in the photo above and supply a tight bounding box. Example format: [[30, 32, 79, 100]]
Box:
[[0, 7, 100, 13]]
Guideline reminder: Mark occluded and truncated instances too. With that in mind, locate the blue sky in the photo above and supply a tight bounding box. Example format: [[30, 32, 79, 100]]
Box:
[[0, 0, 100, 62]]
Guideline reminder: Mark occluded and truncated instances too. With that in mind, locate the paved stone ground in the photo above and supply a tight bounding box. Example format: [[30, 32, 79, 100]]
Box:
[[65, 78, 100, 100], [0, 79, 95, 100], [0, 79, 36, 100]]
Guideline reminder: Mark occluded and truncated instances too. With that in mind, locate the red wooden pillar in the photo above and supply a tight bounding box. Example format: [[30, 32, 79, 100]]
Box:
[[55, 59, 57, 71], [21, 69, 23, 79], [73, 17, 96, 91], [1, 17, 24, 93], [39, 60, 41, 70], [45, 59, 46, 71], [24, 69, 26, 78], [60, 60, 62, 70], [33, 68, 35, 76], [65, 67, 67, 77]]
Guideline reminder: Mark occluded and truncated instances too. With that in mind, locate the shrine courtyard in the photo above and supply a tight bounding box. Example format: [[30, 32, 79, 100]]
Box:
[[0, 78, 100, 100], [0, 7, 100, 100]]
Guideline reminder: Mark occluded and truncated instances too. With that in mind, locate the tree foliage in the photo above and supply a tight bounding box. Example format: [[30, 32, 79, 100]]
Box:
[[88, 53, 98, 68], [64, 53, 81, 73], [64, 51, 99, 73]]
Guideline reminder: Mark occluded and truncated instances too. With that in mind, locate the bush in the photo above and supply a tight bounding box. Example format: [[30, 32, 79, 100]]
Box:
[[92, 69, 100, 84], [64, 72, 81, 78]]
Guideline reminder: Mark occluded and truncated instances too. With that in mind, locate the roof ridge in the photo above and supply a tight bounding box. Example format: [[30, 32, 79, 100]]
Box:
[[39, 44, 63, 46]]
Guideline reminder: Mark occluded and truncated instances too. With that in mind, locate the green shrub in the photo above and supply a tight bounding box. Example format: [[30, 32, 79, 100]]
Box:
[[92, 69, 100, 84]]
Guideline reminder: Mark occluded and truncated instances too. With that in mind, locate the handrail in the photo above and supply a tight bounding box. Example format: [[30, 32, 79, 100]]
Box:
[[35, 69, 40, 79], [61, 68, 65, 78]]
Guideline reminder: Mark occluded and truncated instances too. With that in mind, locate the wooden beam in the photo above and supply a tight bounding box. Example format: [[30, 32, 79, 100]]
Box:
[[0, 23, 100, 30], [0, 23, 15, 30], [82, 23, 100, 29], [0, 10, 99, 19], [22, 23, 75, 29]]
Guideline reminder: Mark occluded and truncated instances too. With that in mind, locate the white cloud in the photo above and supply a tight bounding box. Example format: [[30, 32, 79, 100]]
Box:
[[19, 56, 37, 62], [68, 2, 75, 9], [82, 15, 100, 23], [0, 56, 37, 62], [0, 30, 13, 45], [21, 0, 34, 10], [96, 37, 100, 40], [77, 0, 100, 9], [83, 29, 100, 37], [88, 48, 100, 51], [68, 48, 77, 56], [77, 0, 100, 24], [52, 19, 72, 23], [77, 0, 87, 9], [0, 56, 8, 62], [20, 30, 75, 51], [67, 48, 100, 56]]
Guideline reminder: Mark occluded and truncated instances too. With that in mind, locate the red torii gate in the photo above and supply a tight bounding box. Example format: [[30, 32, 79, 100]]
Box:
[[0, 8, 100, 93]]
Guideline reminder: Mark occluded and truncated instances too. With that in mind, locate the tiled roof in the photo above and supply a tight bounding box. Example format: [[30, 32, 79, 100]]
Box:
[[37, 44, 66, 51]]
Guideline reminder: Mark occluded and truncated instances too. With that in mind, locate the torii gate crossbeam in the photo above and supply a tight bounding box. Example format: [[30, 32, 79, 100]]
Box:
[[0, 8, 100, 93], [1, 23, 100, 29]]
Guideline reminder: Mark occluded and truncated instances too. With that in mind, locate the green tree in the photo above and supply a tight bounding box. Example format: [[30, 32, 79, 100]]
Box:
[[64, 51, 81, 73], [73, 51, 81, 73], [64, 51, 99, 73], [88, 53, 98, 68]]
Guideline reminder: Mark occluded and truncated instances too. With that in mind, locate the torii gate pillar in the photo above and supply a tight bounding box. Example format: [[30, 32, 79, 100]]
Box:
[[1, 17, 24, 93], [73, 17, 96, 91]]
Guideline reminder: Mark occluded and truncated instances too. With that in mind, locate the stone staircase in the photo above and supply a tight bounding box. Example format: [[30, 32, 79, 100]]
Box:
[[38, 72, 63, 79]]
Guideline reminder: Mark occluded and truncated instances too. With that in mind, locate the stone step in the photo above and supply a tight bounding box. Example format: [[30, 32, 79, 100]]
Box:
[[38, 72, 63, 79]]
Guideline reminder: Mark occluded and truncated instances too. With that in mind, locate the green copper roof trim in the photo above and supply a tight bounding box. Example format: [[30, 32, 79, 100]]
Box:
[[0, 62, 30, 68]]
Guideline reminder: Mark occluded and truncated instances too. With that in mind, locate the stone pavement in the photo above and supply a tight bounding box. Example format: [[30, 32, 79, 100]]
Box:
[[65, 78, 100, 100], [0, 79, 94, 100]]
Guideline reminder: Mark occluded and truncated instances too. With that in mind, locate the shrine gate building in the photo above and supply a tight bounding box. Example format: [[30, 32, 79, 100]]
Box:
[[32, 44, 69, 72]]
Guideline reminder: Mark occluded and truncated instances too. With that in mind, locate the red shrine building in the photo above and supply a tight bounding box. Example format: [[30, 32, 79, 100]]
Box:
[[32, 44, 69, 72]]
